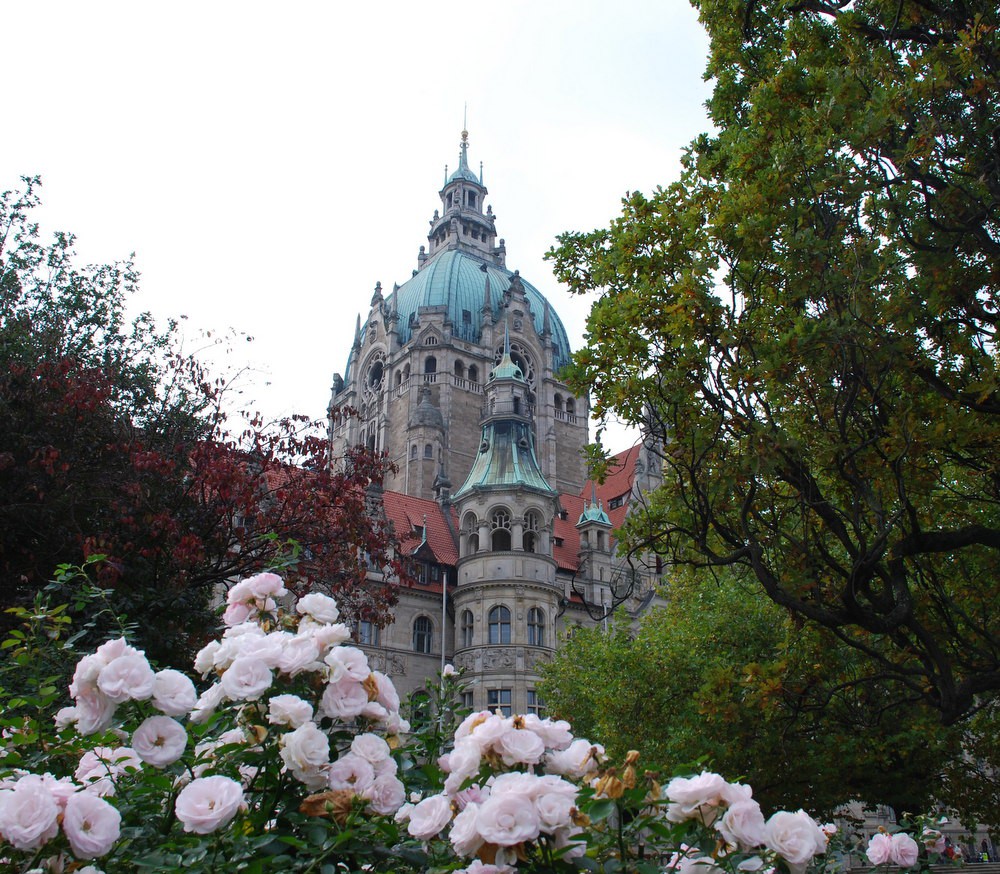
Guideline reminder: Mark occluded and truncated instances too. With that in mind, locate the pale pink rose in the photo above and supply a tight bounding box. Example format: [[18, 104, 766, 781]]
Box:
[[268, 694, 314, 728], [489, 771, 542, 798], [245, 572, 286, 600], [535, 791, 574, 832], [522, 714, 573, 750], [327, 753, 375, 793], [296, 592, 340, 624], [238, 631, 288, 668], [371, 670, 400, 712], [466, 713, 509, 750], [0, 774, 60, 849], [361, 701, 390, 722], [63, 792, 121, 859], [223, 601, 254, 627], [75, 747, 142, 795], [374, 756, 398, 777], [546, 738, 604, 779], [455, 710, 491, 740], [94, 638, 140, 663], [37, 773, 77, 810], [867, 833, 894, 866], [327, 646, 370, 681], [718, 800, 767, 849], [132, 716, 188, 767], [532, 774, 578, 801], [351, 733, 391, 765], [921, 829, 946, 854], [458, 862, 516, 874], [476, 792, 541, 846], [226, 578, 254, 604], [497, 728, 546, 766], [70, 653, 106, 698], [408, 793, 454, 840], [74, 688, 117, 736], [277, 635, 322, 676], [553, 824, 587, 860], [384, 712, 410, 734], [97, 653, 155, 703], [450, 802, 484, 856], [443, 739, 482, 795], [671, 855, 726, 874], [54, 705, 79, 730], [306, 622, 353, 652], [890, 833, 920, 867], [321, 676, 370, 720], [280, 722, 330, 788], [764, 810, 827, 874], [219, 656, 272, 701], [193, 640, 221, 676], [174, 775, 244, 834], [665, 771, 730, 824], [722, 781, 754, 805], [151, 669, 198, 717], [364, 773, 406, 816], [189, 682, 226, 724]]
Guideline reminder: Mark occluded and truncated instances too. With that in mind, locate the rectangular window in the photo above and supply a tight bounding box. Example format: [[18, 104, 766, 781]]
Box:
[[461, 691, 475, 711], [527, 690, 544, 716], [357, 621, 379, 646], [487, 688, 512, 717]]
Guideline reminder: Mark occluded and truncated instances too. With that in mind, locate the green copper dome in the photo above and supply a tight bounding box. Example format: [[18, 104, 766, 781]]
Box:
[[392, 250, 572, 369]]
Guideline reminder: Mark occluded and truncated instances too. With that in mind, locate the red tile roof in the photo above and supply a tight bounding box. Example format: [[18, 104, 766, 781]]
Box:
[[381, 491, 459, 566]]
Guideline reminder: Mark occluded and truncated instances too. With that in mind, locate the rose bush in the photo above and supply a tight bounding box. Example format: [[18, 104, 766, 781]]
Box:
[[0, 569, 949, 873]]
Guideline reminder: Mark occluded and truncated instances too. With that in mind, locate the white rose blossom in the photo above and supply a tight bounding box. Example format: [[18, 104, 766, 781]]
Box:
[[0, 774, 61, 850], [174, 775, 244, 834], [296, 592, 340, 624], [407, 793, 454, 840], [151, 669, 197, 717], [763, 810, 828, 874], [131, 716, 188, 768], [268, 694, 314, 728], [63, 792, 122, 859]]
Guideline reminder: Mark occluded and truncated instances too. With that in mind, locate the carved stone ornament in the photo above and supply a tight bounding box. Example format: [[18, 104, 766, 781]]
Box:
[[481, 647, 516, 670]]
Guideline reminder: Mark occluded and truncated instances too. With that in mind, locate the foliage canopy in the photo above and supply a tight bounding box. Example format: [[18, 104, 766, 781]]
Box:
[[550, 0, 1000, 725]]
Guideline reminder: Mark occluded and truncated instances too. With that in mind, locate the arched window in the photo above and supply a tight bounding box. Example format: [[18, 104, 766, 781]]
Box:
[[463, 512, 479, 556], [468, 364, 479, 384], [491, 509, 512, 551], [424, 356, 437, 374], [527, 608, 545, 646], [523, 511, 540, 553], [565, 397, 576, 416], [413, 616, 432, 654], [395, 371, 402, 388], [410, 444, 417, 460], [424, 443, 433, 458], [488, 606, 511, 644], [455, 360, 465, 378], [403, 364, 411, 380], [554, 393, 563, 413], [460, 610, 474, 647]]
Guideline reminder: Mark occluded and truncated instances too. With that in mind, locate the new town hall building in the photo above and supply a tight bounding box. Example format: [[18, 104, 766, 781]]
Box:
[[327, 131, 663, 712]]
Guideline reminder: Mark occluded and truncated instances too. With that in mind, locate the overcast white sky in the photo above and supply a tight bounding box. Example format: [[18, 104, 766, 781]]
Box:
[[4, 1, 712, 454]]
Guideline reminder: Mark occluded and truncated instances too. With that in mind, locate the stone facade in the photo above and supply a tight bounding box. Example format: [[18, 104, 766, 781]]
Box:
[[327, 131, 664, 709]]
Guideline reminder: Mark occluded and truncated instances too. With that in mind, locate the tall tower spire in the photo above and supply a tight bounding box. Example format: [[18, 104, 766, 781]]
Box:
[[422, 129, 500, 266]]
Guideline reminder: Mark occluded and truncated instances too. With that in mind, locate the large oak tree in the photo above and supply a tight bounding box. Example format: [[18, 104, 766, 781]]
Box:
[[550, 0, 1000, 725]]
